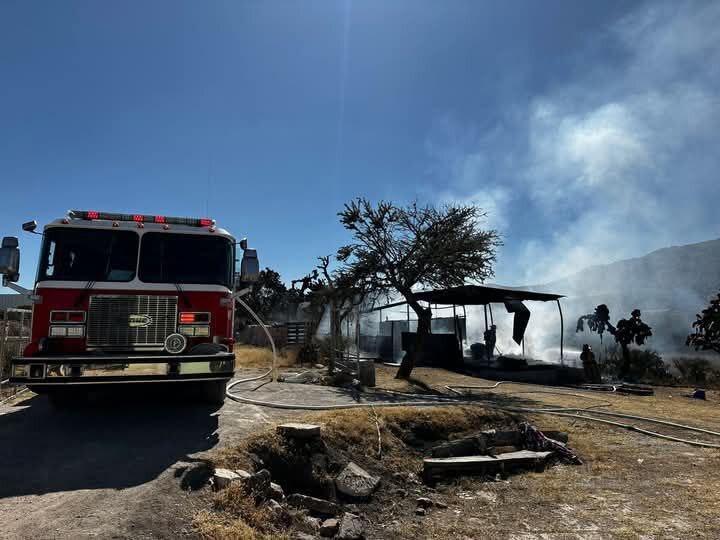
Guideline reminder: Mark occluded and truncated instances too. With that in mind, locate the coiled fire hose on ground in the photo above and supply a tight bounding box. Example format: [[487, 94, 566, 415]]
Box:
[[227, 298, 720, 449]]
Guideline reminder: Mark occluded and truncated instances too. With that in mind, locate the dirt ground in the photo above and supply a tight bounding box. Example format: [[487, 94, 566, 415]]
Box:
[[1, 363, 720, 539]]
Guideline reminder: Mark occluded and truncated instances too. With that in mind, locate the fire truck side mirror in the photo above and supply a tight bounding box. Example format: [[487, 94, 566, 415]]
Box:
[[22, 221, 37, 233], [0, 236, 21, 283], [239, 248, 259, 283]]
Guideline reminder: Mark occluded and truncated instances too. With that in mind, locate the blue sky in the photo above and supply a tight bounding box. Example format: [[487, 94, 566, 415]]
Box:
[[1, 0, 718, 289]]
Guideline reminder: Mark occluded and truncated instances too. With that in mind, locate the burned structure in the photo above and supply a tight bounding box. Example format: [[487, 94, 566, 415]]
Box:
[[364, 284, 566, 372]]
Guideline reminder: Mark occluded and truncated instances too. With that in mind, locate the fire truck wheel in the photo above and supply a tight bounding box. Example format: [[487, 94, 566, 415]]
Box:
[[202, 380, 227, 405], [48, 389, 86, 408]]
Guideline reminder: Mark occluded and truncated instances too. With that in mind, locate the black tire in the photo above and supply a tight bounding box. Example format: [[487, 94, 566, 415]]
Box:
[[202, 380, 227, 405]]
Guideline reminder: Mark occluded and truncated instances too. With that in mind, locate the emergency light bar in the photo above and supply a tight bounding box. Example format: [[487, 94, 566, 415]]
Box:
[[68, 210, 215, 227]]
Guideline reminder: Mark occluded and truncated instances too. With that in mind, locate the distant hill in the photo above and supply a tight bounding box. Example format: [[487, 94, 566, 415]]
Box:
[[536, 238, 720, 352]]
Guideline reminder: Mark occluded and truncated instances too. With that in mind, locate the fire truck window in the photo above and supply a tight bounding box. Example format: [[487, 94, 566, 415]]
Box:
[[139, 233, 233, 287], [37, 228, 139, 282]]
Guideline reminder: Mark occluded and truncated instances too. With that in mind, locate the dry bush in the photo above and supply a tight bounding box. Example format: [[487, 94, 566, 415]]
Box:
[[233, 345, 296, 369], [671, 356, 720, 387]]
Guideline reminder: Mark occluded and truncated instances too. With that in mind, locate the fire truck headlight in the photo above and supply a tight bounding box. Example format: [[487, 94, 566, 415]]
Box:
[[13, 365, 28, 378], [49, 326, 67, 337], [65, 326, 85, 338]]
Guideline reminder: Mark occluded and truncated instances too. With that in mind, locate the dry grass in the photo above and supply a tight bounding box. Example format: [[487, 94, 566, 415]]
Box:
[[194, 476, 290, 540], [214, 405, 515, 478], [201, 364, 720, 538], [233, 345, 297, 369], [193, 510, 287, 540], [369, 364, 720, 538]]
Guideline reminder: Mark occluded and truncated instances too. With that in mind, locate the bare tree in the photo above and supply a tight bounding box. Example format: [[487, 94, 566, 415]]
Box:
[[337, 199, 502, 379], [687, 292, 720, 354], [307, 255, 370, 371]]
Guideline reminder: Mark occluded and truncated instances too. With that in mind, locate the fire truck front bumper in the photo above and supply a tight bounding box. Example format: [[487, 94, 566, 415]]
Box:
[[9, 352, 235, 385]]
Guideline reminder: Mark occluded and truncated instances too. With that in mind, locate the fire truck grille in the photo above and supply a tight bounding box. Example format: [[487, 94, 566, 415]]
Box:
[[86, 295, 178, 349]]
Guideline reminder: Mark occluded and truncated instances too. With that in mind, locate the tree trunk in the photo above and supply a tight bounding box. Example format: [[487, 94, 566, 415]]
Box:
[[396, 301, 432, 379], [329, 298, 338, 372], [619, 343, 630, 380]]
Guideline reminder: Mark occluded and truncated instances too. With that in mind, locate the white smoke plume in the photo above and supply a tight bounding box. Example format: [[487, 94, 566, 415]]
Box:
[[426, 1, 720, 362]]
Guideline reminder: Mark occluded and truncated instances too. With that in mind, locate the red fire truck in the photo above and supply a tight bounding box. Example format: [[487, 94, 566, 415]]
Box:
[[0, 210, 259, 406]]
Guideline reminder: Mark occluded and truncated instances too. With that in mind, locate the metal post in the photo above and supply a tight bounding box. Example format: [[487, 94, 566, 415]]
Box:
[[556, 299, 564, 367], [488, 303, 494, 326], [355, 308, 361, 375], [483, 305, 488, 331]]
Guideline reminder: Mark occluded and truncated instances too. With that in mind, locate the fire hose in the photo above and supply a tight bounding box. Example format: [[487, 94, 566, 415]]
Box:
[[227, 299, 720, 449]]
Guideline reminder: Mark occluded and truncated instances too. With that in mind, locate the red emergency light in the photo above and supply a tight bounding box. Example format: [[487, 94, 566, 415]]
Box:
[[69, 210, 215, 227]]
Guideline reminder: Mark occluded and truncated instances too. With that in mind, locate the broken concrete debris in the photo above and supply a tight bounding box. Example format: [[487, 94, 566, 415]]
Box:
[[269, 481, 285, 501], [266, 498, 283, 515], [299, 515, 321, 535], [335, 462, 381, 500], [286, 493, 340, 516], [430, 428, 568, 459], [424, 450, 553, 483], [277, 422, 322, 439], [234, 468, 252, 480], [415, 507, 426, 516], [246, 468, 272, 496], [212, 468, 241, 490], [320, 518, 340, 537], [423, 425, 578, 482], [415, 497, 433, 509], [337, 512, 364, 540], [431, 434, 486, 458]]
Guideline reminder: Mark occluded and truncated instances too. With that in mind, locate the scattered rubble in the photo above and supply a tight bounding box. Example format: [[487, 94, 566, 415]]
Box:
[[246, 468, 272, 497], [337, 512, 364, 540], [424, 425, 579, 483], [424, 450, 553, 483], [269, 481, 285, 501], [266, 498, 283, 516], [320, 518, 340, 537], [416, 497, 433, 509], [298, 515, 321, 535], [212, 468, 241, 490], [431, 434, 486, 458], [286, 493, 340, 516], [206, 412, 578, 539], [335, 462, 381, 500]]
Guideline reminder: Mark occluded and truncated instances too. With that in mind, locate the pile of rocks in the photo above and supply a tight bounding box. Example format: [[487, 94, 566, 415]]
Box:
[[213, 422, 380, 539]]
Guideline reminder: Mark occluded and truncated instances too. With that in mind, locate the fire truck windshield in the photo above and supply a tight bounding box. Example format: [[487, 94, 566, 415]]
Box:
[[139, 232, 233, 288], [37, 228, 234, 287], [38, 228, 139, 282]]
